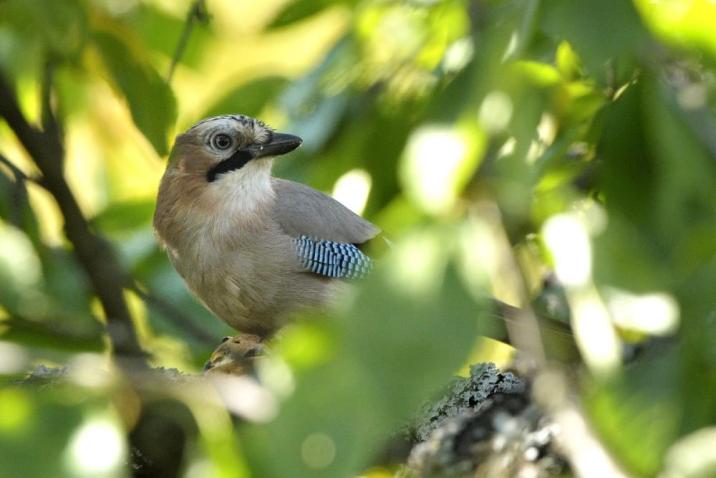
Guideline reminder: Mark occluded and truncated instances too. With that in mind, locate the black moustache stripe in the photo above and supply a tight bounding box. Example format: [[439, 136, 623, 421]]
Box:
[[206, 150, 253, 182]]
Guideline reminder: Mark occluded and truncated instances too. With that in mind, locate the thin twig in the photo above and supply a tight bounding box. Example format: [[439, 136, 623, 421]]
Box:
[[0, 152, 45, 186], [0, 70, 145, 361], [166, 0, 208, 84], [0, 153, 29, 181], [3, 314, 105, 352]]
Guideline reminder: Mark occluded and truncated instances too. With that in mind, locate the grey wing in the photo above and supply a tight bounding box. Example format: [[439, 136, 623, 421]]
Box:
[[271, 178, 380, 245], [272, 178, 379, 279]]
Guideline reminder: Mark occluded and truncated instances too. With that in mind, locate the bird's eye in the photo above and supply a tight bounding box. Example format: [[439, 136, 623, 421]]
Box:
[[212, 133, 233, 150]]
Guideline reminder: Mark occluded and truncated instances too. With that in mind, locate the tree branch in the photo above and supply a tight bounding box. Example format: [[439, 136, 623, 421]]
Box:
[[2, 314, 105, 352], [0, 71, 145, 361], [166, 0, 208, 84]]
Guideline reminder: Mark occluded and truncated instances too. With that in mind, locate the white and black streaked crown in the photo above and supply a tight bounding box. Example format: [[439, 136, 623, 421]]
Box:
[[188, 114, 271, 133]]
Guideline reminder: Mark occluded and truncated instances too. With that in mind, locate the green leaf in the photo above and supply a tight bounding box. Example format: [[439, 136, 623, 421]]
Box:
[[38, 248, 94, 322], [642, 76, 716, 248], [677, 257, 716, 433], [242, 229, 482, 477], [586, 348, 680, 476], [0, 0, 88, 60], [266, 0, 337, 30], [592, 214, 672, 292], [124, 3, 211, 70], [93, 30, 177, 156], [594, 72, 716, 291], [91, 199, 155, 235], [0, 169, 40, 244], [342, 262, 489, 417]]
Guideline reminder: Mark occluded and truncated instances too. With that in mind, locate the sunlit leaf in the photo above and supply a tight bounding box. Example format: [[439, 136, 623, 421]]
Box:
[[123, 3, 211, 69], [93, 30, 177, 156], [634, 0, 716, 60]]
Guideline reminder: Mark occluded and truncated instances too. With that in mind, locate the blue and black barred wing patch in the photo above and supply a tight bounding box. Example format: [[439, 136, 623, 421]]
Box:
[[293, 235, 372, 279]]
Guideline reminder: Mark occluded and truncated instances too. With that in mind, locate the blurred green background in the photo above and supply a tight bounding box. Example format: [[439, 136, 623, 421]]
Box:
[[1, 0, 715, 476]]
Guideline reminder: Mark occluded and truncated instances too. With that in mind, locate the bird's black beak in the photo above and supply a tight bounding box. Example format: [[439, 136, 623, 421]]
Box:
[[207, 132, 303, 182], [243, 132, 302, 159]]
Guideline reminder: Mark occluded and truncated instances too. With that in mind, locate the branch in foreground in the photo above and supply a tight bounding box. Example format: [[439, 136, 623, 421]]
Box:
[[0, 71, 145, 360], [405, 364, 569, 477]]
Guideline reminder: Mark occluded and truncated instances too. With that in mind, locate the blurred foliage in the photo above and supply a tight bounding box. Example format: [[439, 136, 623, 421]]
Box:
[[0, 0, 715, 477]]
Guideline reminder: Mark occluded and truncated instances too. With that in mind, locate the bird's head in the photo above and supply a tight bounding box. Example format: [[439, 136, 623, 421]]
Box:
[[168, 114, 302, 183]]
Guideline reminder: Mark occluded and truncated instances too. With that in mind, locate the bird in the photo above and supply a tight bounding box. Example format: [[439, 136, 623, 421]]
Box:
[[153, 114, 379, 338], [203, 334, 265, 376]]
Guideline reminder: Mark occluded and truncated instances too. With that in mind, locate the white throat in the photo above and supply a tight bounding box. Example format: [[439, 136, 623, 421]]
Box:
[[209, 159, 275, 218]]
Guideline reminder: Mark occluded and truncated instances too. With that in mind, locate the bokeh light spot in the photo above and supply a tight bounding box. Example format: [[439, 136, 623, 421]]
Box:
[[543, 214, 591, 287], [65, 415, 126, 476], [479, 91, 513, 133], [401, 125, 468, 215], [301, 432, 336, 470], [332, 168, 372, 215], [0, 341, 29, 375], [605, 288, 680, 335], [0, 388, 32, 432]]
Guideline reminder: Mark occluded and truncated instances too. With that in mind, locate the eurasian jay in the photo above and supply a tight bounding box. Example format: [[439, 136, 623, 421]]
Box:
[[154, 114, 378, 337]]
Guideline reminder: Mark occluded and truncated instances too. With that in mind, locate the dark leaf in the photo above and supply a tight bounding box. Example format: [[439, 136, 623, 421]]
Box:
[[266, 0, 338, 30], [587, 346, 680, 476], [242, 252, 482, 477], [540, 0, 649, 86], [91, 199, 155, 235], [0, 0, 88, 60]]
